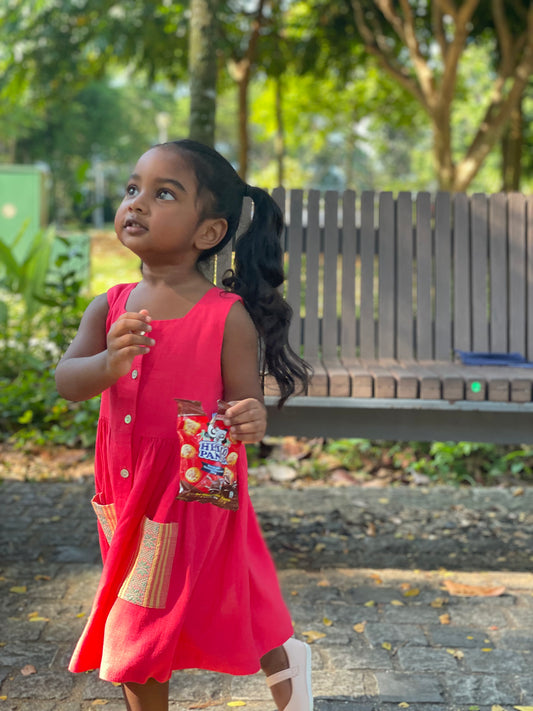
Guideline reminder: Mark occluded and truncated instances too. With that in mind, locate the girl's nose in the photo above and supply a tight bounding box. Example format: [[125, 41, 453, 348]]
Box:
[[129, 192, 148, 213]]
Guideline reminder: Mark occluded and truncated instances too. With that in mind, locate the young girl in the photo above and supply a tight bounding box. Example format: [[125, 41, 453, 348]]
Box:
[[55, 139, 312, 711]]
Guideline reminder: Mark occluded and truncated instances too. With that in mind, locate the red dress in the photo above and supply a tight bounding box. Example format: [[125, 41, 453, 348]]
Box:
[[69, 283, 293, 684]]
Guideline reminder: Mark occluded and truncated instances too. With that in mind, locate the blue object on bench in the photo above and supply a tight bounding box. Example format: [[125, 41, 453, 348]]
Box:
[[456, 350, 533, 368]]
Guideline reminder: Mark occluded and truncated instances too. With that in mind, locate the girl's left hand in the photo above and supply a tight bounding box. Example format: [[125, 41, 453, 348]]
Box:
[[224, 398, 267, 443]]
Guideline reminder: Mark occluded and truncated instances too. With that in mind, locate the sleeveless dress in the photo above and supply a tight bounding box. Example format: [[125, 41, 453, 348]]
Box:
[[68, 283, 294, 684]]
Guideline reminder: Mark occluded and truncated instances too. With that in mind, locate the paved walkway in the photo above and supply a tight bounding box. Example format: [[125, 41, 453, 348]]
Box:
[[1, 478, 533, 711]]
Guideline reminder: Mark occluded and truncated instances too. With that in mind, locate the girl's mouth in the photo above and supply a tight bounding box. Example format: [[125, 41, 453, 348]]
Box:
[[124, 217, 147, 233]]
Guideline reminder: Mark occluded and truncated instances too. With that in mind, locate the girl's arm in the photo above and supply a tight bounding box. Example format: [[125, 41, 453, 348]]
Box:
[[55, 294, 154, 402], [221, 301, 267, 443]]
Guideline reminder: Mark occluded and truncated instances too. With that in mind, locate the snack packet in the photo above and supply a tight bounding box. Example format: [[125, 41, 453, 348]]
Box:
[[175, 399, 239, 510]]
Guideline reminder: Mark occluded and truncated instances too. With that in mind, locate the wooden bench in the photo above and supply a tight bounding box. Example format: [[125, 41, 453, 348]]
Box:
[[208, 190, 533, 444]]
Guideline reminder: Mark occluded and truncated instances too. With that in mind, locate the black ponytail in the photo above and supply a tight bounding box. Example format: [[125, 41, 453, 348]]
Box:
[[222, 185, 311, 407], [165, 139, 311, 407]]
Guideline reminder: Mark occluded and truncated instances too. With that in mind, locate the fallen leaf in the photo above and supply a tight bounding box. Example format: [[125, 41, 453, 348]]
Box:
[[514, 707, 533, 710], [481, 648, 493, 652], [366, 522, 377, 536], [20, 665, 36, 676], [439, 613, 451, 625], [29, 617, 50, 622], [391, 600, 404, 607], [353, 622, 366, 634], [430, 597, 447, 608], [322, 617, 333, 627], [317, 580, 330, 587], [10, 586, 27, 595], [290, 591, 299, 597], [76, 612, 86, 618], [468, 706, 480, 711], [403, 588, 420, 597], [91, 701, 109, 706], [398, 704, 410, 709], [382, 642, 392, 650], [443, 580, 506, 597], [369, 573, 383, 584], [189, 699, 229, 709], [400, 583, 411, 591], [227, 702, 246, 707], [34, 575, 51, 581], [446, 649, 464, 660], [364, 600, 375, 607], [492, 705, 505, 711], [0, 696, 7, 701], [301, 630, 326, 644]]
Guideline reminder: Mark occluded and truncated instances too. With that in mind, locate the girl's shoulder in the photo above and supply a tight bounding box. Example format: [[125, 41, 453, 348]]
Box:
[[106, 282, 138, 308]]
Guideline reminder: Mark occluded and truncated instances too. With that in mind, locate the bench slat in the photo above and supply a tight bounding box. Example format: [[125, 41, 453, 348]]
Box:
[[471, 193, 489, 352], [509, 192, 527, 355], [435, 192, 452, 360], [378, 192, 395, 360], [341, 190, 357, 361], [397, 192, 414, 360], [453, 192, 471, 353], [359, 191, 376, 360], [489, 193, 508, 352], [287, 190, 304, 355], [416, 192, 433, 360], [527, 195, 533, 361]]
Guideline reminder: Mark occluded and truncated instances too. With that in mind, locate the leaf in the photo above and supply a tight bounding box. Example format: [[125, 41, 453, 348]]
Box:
[[514, 707, 533, 710], [227, 702, 246, 707], [322, 617, 333, 627], [353, 622, 366, 633], [34, 575, 51, 581], [382, 642, 392, 650], [430, 597, 447, 608], [443, 580, 506, 597], [439, 613, 451, 625], [317, 579, 330, 587], [468, 706, 480, 711], [390, 600, 404, 606], [492, 705, 505, 711], [398, 704, 410, 709], [403, 588, 420, 597], [91, 702, 109, 707], [302, 630, 327, 644], [364, 600, 375, 607], [20, 665, 36, 676], [10, 586, 27, 594]]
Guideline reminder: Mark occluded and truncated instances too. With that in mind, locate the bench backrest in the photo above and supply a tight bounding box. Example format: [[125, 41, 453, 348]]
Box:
[[206, 190, 533, 364]]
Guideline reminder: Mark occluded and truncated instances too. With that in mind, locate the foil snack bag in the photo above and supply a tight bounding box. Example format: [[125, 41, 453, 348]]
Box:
[[175, 399, 239, 510]]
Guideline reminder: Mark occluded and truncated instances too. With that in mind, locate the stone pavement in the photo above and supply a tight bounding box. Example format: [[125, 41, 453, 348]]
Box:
[[2, 478, 533, 711]]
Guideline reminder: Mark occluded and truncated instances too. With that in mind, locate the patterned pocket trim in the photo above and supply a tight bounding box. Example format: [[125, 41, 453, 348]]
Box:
[[92, 495, 118, 545], [118, 517, 178, 609]]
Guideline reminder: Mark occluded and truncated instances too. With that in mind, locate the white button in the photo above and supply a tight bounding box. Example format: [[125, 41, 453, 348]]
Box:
[[131, 369, 138, 379], [124, 414, 132, 424], [120, 468, 129, 478]]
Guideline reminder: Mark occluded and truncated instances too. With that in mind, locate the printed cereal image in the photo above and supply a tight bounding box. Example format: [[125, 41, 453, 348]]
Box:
[[176, 399, 239, 510]]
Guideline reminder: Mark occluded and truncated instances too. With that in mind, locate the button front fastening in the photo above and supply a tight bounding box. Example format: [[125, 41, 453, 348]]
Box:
[[131, 369, 138, 379], [124, 414, 132, 424], [120, 469, 129, 478]]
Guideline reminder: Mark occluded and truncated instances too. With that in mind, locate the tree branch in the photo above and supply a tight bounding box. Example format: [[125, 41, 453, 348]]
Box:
[[350, 0, 428, 110], [432, 2, 448, 59]]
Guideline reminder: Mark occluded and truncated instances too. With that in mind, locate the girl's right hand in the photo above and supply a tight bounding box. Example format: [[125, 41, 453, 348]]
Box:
[[105, 309, 155, 378]]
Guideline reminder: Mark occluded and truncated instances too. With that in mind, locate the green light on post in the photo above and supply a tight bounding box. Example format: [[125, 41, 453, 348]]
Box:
[[471, 381, 482, 393]]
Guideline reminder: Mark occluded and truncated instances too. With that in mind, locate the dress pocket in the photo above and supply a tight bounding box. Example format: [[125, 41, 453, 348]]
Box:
[[118, 516, 179, 609], [92, 494, 118, 545]]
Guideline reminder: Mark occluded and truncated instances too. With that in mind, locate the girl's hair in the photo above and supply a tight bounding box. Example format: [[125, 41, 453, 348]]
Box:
[[164, 138, 311, 407]]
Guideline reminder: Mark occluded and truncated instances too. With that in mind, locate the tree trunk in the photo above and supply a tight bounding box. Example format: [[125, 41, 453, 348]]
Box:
[[237, 71, 249, 180], [275, 75, 285, 186], [188, 0, 219, 147], [501, 99, 523, 192]]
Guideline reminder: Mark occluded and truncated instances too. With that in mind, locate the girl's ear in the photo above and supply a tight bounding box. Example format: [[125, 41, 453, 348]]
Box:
[[195, 218, 228, 251]]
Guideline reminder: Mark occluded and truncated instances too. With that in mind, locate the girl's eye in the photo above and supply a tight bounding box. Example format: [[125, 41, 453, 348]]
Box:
[[126, 184, 139, 197], [157, 189, 175, 201]]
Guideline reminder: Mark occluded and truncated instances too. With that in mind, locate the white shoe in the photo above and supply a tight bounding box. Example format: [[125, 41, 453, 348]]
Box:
[[266, 637, 313, 711]]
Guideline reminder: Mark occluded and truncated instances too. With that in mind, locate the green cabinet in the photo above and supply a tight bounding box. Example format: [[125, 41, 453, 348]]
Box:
[[0, 165, 50, 257]]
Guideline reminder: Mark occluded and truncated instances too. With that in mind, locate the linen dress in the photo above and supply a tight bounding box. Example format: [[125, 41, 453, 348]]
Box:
[[69, 283, 294, 684]]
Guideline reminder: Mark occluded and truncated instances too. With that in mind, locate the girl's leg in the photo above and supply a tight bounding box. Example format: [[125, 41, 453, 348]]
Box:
[[260, 646, 292, 710], [122, 678, 169, 711]]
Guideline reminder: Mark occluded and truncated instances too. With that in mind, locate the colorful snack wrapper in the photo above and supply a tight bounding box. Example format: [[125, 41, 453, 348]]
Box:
[[175, 399, 239, 510]]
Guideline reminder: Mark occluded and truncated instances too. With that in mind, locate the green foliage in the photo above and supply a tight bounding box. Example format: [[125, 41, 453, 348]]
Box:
[[322, 438, 533, 486], [0, 226, 98, 448]]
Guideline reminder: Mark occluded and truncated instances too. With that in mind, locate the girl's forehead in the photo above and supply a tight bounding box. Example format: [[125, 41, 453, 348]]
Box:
[[134, 146, 198, 188]]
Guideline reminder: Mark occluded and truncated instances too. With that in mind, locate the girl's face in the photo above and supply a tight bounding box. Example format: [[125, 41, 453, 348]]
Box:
[[115, 146, 209, 265]]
